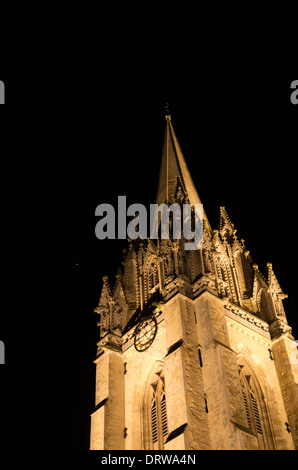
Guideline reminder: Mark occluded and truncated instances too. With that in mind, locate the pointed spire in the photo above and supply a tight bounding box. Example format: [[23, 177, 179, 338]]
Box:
[[219, 207, 234, 232], [156, 108, 211, 231], [219, 206, 240, 245], [157, 110, 201, 207], [267, 262, 287, 299]]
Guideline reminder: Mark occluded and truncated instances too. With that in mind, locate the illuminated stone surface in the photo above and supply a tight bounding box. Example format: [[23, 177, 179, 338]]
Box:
[[90, 115, 297, 450]]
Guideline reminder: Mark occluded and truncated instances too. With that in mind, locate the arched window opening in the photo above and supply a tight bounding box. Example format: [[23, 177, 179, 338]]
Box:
[[148, 374, 168, 450], [240, 373, 262, 435], [239, 364, 274, 449]]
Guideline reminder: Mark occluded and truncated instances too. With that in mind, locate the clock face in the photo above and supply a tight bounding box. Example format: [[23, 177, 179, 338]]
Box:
[[134, 315, 157, 352]]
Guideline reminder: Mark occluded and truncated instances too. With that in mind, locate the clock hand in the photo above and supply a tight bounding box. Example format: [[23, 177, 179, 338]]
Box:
[[139, 330, 150, 341]]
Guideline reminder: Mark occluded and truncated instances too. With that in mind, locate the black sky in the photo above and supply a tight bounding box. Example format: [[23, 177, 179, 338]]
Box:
[[0, 1, 297, 450]]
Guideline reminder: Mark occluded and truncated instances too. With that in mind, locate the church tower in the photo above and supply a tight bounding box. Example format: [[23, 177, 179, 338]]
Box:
[[90, 112, 298, 450]]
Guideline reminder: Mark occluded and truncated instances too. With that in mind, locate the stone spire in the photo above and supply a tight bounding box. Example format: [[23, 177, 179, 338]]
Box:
[[156, 108, 211, 231]]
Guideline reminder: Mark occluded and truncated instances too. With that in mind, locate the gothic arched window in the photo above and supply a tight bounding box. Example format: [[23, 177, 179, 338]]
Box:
[[149, 373, 168, 449], [239, 364, 275, 449]]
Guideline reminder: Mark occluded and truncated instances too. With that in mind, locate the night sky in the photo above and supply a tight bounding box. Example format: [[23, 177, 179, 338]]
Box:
[[0, 1, 297, 450]]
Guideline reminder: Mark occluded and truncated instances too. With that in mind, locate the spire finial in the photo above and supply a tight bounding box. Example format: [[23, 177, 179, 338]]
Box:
[[164, 102, 171, 120]]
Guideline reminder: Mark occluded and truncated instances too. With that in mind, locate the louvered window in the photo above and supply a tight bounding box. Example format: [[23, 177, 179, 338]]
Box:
[[241, 381, 252, 430], [150, 375, 168, 449], [240, 369, 264, 438], [151, 396, 158, 444], [251, 389, 263, 435], [238, 364, 275, 449], [160, 391, 168, 437]]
